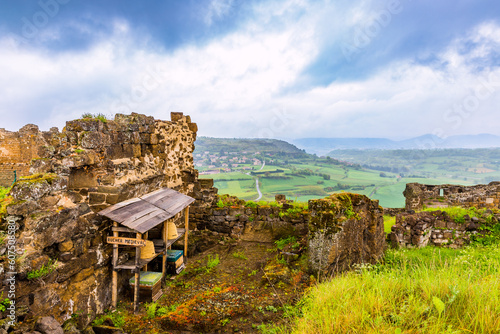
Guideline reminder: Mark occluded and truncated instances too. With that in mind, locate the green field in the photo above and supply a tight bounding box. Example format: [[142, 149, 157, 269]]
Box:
[[200, 161, 473, 207], [195, 140, 500, 208]]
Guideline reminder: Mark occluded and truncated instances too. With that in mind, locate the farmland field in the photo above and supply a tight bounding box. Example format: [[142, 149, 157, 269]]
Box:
[[195, 140, 500, 208]]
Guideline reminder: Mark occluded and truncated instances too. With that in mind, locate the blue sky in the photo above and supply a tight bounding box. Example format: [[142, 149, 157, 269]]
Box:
[[0, 0, 499, 140]]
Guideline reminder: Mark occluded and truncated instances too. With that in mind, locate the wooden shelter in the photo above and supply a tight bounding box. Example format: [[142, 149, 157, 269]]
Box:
[[98, 188, 195, 312]]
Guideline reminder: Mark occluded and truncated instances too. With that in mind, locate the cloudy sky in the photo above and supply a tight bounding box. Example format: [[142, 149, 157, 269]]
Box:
[[0, 0, 499, 140]]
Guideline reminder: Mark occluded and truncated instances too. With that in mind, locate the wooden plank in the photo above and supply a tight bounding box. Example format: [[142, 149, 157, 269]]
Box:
[[161, 197, 194, 215], [162, 222, 167, 279], [134, 233, 142, 314], [112, 222, 118, 308], [99, 197, 142, 216], [128, 211, 173, 234], [107, 236, 146, 247], [144, 232, 149, 272], [165, 229, 185, 248], [184, 207, 189, 260], [141, 188, 177, 205], [112, 226, 137, 233], [113, 204, 159, 224], [146, 192, 178, 210], [120, 207, 164, 228], [114, 250, 164, 270], [122, 208, 163, 228]]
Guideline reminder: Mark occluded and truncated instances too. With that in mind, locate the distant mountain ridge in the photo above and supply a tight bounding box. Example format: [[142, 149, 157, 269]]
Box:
[[292, 134, 500, 155]]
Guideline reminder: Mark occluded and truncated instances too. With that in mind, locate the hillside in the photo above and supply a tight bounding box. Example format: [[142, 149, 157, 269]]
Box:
[[194, 137, 307, 156], [293, 134, 500, 155]]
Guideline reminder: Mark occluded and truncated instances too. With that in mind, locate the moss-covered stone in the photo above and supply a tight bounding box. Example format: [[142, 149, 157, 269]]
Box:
[[308, 193, 385, 276]]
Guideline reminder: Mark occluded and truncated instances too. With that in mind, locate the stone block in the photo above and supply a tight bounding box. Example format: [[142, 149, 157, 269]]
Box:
[[443, 231, 453, 239], [106, 193, 119, 205], [89, 192, 106, 204], [58, 240, 74, 252], [171, 112, 184, 121], [435, 220, 446, 229]]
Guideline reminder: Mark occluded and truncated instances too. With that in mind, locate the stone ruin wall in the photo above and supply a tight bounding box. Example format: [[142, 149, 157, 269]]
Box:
[[189, 192, 385, 277], [389, 182, 500, 249], [0, 112, 218, 326], [388, 210, 497, 249], [0, 112, 389, 328], [0, 125, 47, 187], [404, 182, 500, 211]]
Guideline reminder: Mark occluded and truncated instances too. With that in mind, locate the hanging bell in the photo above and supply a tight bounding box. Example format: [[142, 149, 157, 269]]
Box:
[[167, 221, 179, 240]]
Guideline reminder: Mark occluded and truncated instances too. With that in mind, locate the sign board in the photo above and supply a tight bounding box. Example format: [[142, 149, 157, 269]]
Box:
[[107, 236, 146, 247]]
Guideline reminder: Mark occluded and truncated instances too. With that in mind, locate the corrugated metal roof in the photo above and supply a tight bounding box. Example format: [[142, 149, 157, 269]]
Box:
[[98, 188, 195, 233]]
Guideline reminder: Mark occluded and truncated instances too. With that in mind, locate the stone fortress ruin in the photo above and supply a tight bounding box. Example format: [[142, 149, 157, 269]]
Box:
[[0, 113, 497, 331]]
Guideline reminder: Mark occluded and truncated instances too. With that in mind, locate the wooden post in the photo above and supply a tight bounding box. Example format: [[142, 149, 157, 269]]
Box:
[[162, 222, 167, 278], [184, 207, 189, 261], [112, 222, 119, 308], [144, 231, 149, 272], [134, 233, 142, 314]]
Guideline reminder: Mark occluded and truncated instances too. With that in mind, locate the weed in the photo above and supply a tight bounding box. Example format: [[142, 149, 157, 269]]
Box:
[[0, 186, 11, 200], [145, 302, 158, 319], [156, 306, 168, 317], [232, 251, 248, 260], [220, 318, 230, 326], [0, 293, 11, 313], [27, 259, 57, 280], [205, 254, 219, 273], [248, 269, 258, 276], [265, 305, 278, 313], [81, 113, 107, 122], [92, 310, 125, 328], [246, 201, 258, 208], [275, 236, 299, 250]]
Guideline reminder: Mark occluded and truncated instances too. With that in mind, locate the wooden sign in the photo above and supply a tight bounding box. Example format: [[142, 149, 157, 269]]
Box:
[[107, 236, 146, 247]]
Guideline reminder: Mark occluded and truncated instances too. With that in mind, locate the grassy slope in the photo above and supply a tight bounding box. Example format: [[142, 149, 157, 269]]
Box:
[[269, 245, 500, 334]]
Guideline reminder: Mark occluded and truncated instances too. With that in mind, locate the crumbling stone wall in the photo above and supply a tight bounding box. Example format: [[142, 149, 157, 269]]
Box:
[[186, 194, 308, 254], [0, 112, 211, 326], [388, 210, 497, 248], [404, 182, 500, 211], [0, 125, 50, 187], [307, 193, 385, 275]]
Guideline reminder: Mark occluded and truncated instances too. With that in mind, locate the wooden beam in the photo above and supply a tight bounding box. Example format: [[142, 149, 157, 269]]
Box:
[[112, 222, 118, 308], [162, 222, 167, 279], [184, 207, 189, 261], [144, 232, 149, 272], [133, 233, 142, 314], [111, 226, 137, 233]]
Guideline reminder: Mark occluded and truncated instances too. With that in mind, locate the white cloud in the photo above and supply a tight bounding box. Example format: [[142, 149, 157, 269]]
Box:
[[204, 0, 234, 26], [0, 2, 499, 142]]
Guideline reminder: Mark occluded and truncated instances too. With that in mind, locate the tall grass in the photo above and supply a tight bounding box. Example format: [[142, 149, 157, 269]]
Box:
[[421, 206, 494, 224], [268, 245, 500, 334]]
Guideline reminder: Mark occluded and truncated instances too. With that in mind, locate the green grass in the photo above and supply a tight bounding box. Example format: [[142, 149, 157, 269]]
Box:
[[27, 259, 58, 280], [421, 206, 494, 224], [269, 245, 500, 334], [383, 215, 396, 234], [0, 186, 10, 200]]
